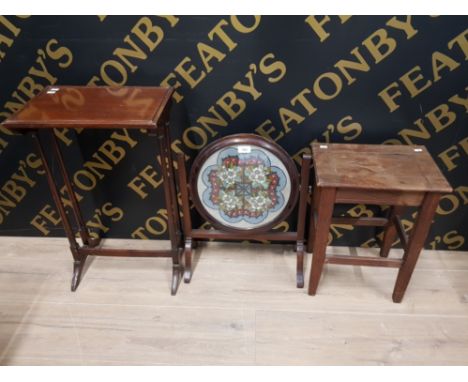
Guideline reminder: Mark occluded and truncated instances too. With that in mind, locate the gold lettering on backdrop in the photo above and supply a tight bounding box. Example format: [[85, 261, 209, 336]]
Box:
[[0, 38, 73, 153], [182, 126, 211, 150], [259, 16, 430, 141], [0, 16, 30, 63], [131, 209, 169, 239], [291, 116, 362, 164], [304, 15, 352, 42], [429, 230, 465, 250], [170, 52, 287, 159], [0, 153, 44, 225], [448, 29, 468, 59], [30, 202, 124, 237], [88, 16, 180, 87], [305, 15, 417, 46], [334, 47, 370, 85], [174, 57, 207, 88], [361, 29, 397, 64], [378, 28, 468, 112], [72, 129, 139, 192], [59, 184, 83, 209], [290, 89, 318, 116], [432, 51, 460, 82], [197, 42, 226, 73], [436, 186, 468, 215], [255, 120, 283, 142], [313, 72, 343, 100], [127, 164, 163, 199], [382, 87, 468, 145], [399, 66, 432, 97], [437, 136, 468, 171], [30, 204, 62, 235], [160, 16, 262, 103], [262, 113, 362, 156], [85, 203, 125, 239]]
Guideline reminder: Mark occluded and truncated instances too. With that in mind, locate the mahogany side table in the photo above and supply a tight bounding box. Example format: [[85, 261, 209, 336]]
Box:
[[176, 134, 311, 287], [3, 86, 183, 295], [307, 143, 452, 302]]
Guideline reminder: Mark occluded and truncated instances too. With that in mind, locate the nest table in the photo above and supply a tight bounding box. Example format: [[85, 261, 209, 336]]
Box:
[[3, 86, 183, 295]]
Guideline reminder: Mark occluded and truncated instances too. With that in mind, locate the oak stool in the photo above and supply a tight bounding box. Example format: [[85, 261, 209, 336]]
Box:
[[307, 143, 452, 302]]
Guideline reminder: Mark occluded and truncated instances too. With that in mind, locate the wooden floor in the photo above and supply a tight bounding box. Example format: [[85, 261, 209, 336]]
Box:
[[0, 237, 467, 365]]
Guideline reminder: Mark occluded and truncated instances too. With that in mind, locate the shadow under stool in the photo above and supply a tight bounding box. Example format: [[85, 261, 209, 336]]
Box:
[[307, 143, 452, 303]]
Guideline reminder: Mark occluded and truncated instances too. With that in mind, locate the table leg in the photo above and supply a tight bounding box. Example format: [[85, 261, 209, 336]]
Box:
[[176, 153, 194, 283], [159, 122, 182, 250], [296, 154, 311, 288], [49, 130, 99, 248], [33, 132, 86, 291], [380, 206, 405, 257], [158, 123, 183, 293], [183, 237, 194, 283], [308, 187, 336, 295], [296, 241, 305, 288], [392, 193, 441, 303], [170, 249, 183, 295], [72, 256, 88, 291]]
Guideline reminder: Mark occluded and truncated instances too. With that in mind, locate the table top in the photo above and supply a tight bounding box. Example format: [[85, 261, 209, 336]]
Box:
[[2, 86, 173, 131], [312, 143, 452, 193]]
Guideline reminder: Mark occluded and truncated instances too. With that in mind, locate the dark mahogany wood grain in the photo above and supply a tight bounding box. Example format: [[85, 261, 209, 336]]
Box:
[[1, 86, 182, 295], [3, 86, 173, 131]]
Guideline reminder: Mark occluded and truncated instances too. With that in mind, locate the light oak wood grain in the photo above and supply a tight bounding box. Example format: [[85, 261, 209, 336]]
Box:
[[255, 310, 468, 365], [0, 237, 467, 365]]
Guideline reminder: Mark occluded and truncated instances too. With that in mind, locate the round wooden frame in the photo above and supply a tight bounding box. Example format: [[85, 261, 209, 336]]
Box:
[[189, 133, 299, 233]]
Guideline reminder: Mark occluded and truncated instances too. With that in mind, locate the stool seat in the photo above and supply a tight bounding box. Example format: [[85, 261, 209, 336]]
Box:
[[313, 143, 452, 193], [307, 143, 452, 303]]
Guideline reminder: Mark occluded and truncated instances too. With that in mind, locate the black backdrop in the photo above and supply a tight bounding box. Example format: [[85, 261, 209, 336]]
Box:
[[0, 15, 467, 250]]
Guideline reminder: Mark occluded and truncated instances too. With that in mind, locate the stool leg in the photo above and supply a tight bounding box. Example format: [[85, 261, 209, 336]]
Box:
[[306, 187, 320, 254], [308, 187, 336, 296], [392, 193, 441, 303], [380, 206, 405, 258]]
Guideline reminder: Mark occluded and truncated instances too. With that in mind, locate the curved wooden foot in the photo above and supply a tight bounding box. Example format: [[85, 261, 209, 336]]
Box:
[[86, 237, 101, 248], [296, 241, 305, 288], [171, 264, 183, 295], [183, 238, 193, 283], [71, 256, 87, 292]]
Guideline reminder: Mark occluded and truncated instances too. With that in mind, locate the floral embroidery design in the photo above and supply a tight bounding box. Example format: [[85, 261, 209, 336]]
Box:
[[201, 147, 287, 226]]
